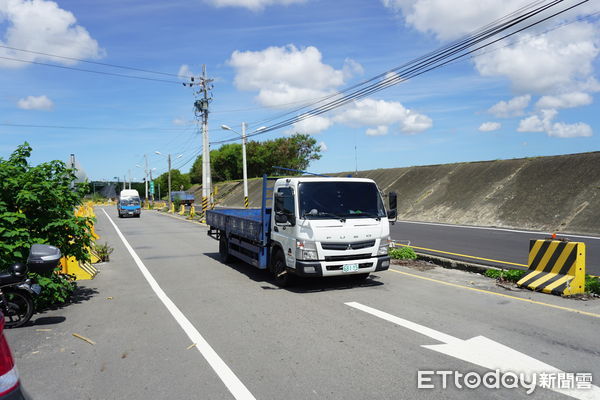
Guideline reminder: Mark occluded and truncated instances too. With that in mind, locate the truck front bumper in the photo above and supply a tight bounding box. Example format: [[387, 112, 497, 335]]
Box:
[[293, 255, 390, 277]]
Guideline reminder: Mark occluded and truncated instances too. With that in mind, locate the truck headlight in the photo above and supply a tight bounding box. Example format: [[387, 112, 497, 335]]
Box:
[[296, 240, 318, 261], [377, 236, 390, 256]]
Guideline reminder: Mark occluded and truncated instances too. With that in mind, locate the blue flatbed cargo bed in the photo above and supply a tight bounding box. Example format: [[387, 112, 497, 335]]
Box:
[[206, 208, 271, 243]]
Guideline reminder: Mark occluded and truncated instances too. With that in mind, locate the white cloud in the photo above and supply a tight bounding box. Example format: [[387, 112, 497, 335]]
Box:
[[335, 98, 432, 134], [291, 114, 332, 135], [474, 22, 599, 94], [172, 118, 189, 126], [17, 95, 53, 111], [488, 95, 530, 118], [0, 0, 102, 68], [381, 0, 527, 41], [535, 92, 593, 110], [319, 141, 328, 152], [366, 125, 389, 136], [177, 64, 195, 78], [549, 122, 593, 138], [207, 0, 306, 11], [518, 108, 592, 138], [343, 57, 364, 79], [478, 122, 500, 132], [228, 45, 361, 108]]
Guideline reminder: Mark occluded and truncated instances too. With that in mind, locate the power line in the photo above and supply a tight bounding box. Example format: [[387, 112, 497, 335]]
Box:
[[0, 122, 222, 133], [212, 0, 589, 144], [0, 44, 182, 78], [0, 55, 182, 84]]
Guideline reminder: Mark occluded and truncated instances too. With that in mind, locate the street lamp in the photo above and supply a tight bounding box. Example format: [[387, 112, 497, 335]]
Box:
[[155, 151, 183, 208], [221, 123, 265, 208]]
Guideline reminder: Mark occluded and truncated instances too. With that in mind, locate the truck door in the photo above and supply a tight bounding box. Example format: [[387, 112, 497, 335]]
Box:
[[272, 186, 297, 269]]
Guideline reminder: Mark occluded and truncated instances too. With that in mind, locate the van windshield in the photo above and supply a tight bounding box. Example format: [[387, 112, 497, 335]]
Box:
[[298, 181, 386, 219], [120, 198, 140, 206]]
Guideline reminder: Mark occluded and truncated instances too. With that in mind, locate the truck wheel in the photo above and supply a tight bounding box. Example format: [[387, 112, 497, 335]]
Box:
[[272, 251, 293, 287], [219, 234, 231, 263]]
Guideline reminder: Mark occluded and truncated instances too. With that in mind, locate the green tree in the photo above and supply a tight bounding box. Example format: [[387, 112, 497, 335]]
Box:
[[189, 134, 322, 183], [156, 169, 191, 196], [0, 143, 95, 269]]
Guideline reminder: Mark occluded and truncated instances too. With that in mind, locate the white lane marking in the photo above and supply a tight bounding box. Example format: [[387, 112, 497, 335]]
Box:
[[396, 220, 600, 240], [345, 302, 600, 400], [101, 209, 256, 400]]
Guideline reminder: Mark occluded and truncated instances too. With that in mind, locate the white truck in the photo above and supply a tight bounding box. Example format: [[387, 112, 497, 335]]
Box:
[[206, 175, 397, 286]]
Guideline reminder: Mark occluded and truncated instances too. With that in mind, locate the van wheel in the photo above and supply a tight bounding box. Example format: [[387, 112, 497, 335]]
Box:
[[219, 234, 231, 263], [272, 251, 293, 287]]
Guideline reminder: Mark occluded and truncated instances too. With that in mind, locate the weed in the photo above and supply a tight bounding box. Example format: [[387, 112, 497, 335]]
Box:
[[585, 275, 600, 295], [484, 268, 527, 282], [94, 242, 114, 262], [389, 246, 418, 260]]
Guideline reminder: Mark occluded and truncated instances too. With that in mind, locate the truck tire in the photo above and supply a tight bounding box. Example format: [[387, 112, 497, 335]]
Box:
[[219, 234, 232, 264], [272, 251, 293, 287]]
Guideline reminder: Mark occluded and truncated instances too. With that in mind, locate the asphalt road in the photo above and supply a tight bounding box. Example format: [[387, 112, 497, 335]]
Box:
[[6, 208, 600, 400], [390, 221, 600, 276]]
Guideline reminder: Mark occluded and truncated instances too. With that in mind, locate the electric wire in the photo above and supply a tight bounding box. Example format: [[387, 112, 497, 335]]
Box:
[[212, 0, 589, 144], [0, 44, 182, 78], [239, 0, 555, 131], [0, 55, 182, 84]]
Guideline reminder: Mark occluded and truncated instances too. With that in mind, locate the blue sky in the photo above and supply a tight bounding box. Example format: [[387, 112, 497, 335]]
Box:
[[0, 0, 598, 181]]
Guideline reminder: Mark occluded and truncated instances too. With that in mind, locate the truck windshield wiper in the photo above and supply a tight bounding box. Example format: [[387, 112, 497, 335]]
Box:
[[303, 211, 346, 222], [348, 212, 381, 221]]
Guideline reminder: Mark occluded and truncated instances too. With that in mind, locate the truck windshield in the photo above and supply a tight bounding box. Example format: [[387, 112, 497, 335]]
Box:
[[298, 181, 386, 220], [120, 198, 140, 206]]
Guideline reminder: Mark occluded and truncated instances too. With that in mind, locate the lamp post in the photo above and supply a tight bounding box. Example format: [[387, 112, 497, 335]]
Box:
[[221, 123, 265, 208], [155, 151, 183, 208]]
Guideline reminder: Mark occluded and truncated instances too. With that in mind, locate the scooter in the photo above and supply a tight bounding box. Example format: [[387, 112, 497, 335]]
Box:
[[0, 244, 62, 328]]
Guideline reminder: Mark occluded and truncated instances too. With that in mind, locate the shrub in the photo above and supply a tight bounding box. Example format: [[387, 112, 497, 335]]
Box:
[[484, 268, 527, 282], [30, 268, 77, 310], [94, 242, 114, 262], [389, 246, 418, 260], [585, 275, 600, 295], [0, 143, 95, 269]]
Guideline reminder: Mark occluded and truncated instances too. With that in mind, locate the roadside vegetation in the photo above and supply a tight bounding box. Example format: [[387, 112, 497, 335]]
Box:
[[585, 275, 600, 295], [484, 269, 527, 282], [389, 246, 418, 260], [0, 143, 95, 307]]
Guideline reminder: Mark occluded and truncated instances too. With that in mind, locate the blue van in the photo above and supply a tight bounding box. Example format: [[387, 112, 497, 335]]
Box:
[[118, 189, 141, 218]]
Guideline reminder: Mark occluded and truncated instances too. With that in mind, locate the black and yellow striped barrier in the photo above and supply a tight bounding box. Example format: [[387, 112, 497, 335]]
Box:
[[517, 240, 585, 296], [244, 196, 249, 208], [60, 256, 98, 280]]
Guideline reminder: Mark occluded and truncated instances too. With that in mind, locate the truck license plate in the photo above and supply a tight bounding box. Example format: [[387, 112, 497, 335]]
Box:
[[343, 264, 359, 273]]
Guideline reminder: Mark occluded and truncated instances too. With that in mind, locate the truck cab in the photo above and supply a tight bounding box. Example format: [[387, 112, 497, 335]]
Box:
[[269, 177, 392, 284]]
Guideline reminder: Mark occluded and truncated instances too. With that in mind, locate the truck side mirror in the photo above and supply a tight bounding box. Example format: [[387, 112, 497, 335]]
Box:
[[275, 212, 288, 224], [388, 192, 398, 223]]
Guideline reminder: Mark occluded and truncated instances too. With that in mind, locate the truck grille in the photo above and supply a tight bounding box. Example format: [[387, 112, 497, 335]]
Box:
[[321, 240, 375, 251], [324, 254, 372, 262]]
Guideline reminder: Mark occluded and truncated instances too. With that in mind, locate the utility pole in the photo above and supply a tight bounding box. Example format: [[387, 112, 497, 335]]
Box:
[[168, 154, 172, 207], [187, 64, 213, 218], [144, 154, 149, 201], [241, 122, 248, 208]]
